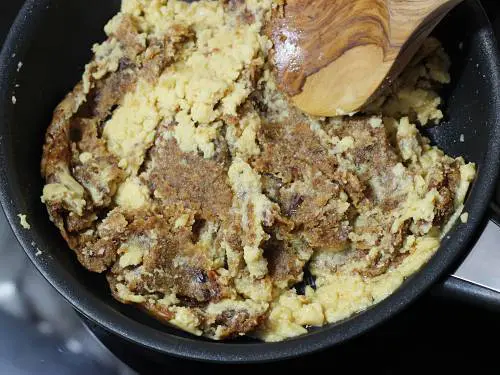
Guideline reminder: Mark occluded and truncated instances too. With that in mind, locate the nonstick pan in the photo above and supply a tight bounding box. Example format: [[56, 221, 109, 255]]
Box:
[[0, 0, 500, 364]]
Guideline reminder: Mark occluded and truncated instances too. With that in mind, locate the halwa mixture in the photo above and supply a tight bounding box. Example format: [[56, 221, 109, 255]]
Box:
[[41, 0, 475, 341]]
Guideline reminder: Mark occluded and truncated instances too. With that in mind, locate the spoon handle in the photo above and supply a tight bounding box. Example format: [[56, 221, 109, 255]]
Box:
[[382, 0, 464, 95], [389, 0, 464, 46]]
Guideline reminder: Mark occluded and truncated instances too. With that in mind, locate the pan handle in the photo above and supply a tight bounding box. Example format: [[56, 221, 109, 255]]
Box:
[[433, 202, 500, 310]]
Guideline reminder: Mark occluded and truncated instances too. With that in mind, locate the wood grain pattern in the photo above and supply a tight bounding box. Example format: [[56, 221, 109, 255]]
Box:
[[269, 0, 463, 116]]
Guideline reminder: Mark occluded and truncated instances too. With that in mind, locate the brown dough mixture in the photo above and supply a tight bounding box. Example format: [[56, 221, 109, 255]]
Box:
[[41, 0, 475, 341]]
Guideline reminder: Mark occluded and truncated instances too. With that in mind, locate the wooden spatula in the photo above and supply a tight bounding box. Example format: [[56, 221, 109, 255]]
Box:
[[269, 0, 463, 116]]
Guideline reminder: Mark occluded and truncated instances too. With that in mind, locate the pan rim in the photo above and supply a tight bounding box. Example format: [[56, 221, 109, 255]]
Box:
[[0, 0, 499, 364]]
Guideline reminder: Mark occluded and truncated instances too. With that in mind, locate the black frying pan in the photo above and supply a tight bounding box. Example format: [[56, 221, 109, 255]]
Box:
[[0, 0, 499, 364]]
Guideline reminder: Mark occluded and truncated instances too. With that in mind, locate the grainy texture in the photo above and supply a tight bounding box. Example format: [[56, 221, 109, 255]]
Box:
[[41, 0, 475, 341]]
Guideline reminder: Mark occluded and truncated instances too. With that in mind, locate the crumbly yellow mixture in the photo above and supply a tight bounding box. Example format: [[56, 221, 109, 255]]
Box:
[[41, 0, 475, 342], [18, 214, 31, 230]]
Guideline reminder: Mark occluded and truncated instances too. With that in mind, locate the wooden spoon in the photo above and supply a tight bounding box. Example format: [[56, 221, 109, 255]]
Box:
[[269, 0, 463, 116]]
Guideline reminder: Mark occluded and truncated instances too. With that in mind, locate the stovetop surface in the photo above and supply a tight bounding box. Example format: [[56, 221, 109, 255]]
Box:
[[1, 1, 500, 374]]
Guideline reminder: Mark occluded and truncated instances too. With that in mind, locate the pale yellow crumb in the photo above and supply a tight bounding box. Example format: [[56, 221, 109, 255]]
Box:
[[18, 214, 30, 230], [460, 212, 469, 223]]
